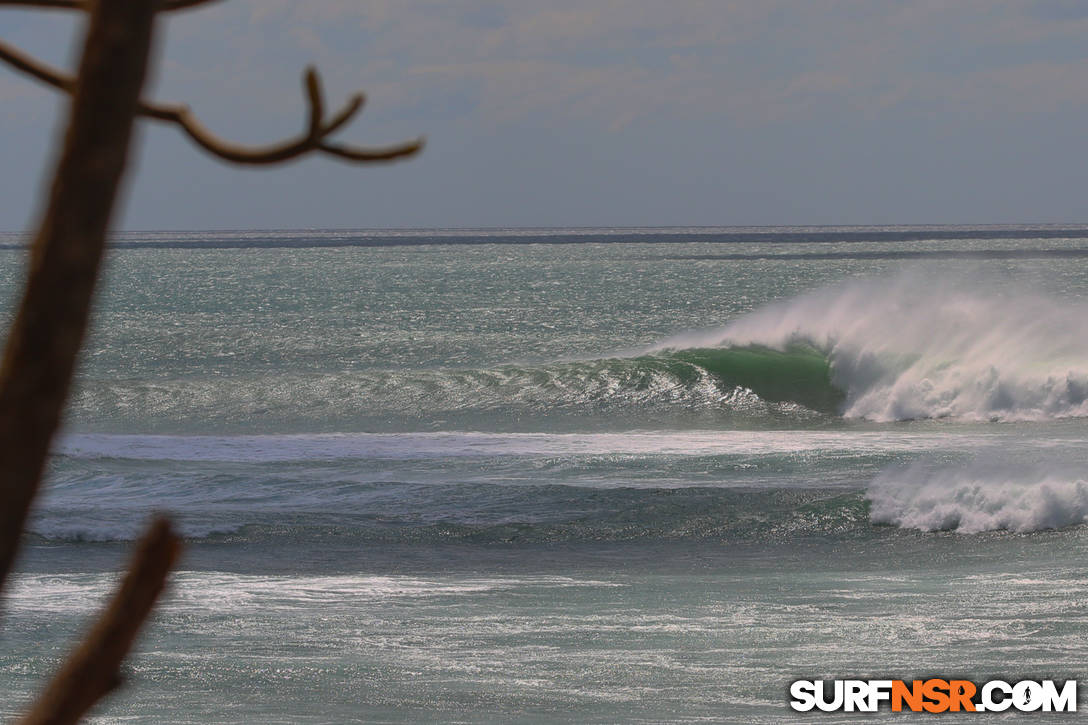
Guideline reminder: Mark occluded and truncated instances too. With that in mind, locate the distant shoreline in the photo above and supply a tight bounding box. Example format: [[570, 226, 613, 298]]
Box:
[[5, 224, 1088, 249]]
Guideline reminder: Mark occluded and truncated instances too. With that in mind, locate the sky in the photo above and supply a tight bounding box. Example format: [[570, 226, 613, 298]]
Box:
[[3, 1, 1088, 230]]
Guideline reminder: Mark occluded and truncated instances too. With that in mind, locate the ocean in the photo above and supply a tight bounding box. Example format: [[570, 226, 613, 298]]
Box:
[[2, 226, 1088, 722]]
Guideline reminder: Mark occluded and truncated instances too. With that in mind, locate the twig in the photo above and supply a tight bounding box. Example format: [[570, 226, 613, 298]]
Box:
[[17, 518, 182, 725], [0, 38, 73, 91], [0, 39, 424, 164]]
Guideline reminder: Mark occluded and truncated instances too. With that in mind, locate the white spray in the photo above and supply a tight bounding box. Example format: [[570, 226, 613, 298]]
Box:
[[654, 271, 1088, 421]]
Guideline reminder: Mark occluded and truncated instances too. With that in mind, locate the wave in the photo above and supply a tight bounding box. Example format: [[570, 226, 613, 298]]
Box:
[[37, 428, 1016, 543], [33, 453, 1088, 541], [57, 429, 993, 463], [70, 272, 1088, 429], [663, 344, 842, 412], [868, 463, 1088, 533], [26, 518, 244, 543], [653, 272, 1088, 421], [33, 472, 1088, 542], [69, 347, 836, 433], [26, 486, 873, 544]]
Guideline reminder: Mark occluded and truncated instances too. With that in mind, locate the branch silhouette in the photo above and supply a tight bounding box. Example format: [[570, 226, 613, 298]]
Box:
[[0, 0, 423, 722], [18, 519, 181, 725], [0, 0, 156, 599], [1, 2, 165, 717], [0, 36, 423, 164]]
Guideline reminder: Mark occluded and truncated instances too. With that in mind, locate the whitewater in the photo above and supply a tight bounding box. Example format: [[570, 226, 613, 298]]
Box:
[[4, 226, 1088, 722]]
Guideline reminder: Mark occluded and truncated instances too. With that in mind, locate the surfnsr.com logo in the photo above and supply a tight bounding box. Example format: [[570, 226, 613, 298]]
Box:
[[790, 679, 1077, 713]]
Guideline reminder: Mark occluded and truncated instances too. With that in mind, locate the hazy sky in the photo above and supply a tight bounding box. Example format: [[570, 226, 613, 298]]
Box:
[[3, 1, 1088, 230]]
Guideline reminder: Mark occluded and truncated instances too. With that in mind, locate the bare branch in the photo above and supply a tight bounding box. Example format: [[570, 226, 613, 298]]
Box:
[[319, 138, 427, 163], [0, 39, 424, 165], [0, 38, 73, 93], [17, 518, 182, 725], [0, 0, 222, 13], [305, 67, 323, 140], [323, 93, 365, 135]]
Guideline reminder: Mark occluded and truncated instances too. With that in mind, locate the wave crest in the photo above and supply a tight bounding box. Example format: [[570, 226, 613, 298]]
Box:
[[868, 463, 1088, 533], [656, 273, 1088, 421]]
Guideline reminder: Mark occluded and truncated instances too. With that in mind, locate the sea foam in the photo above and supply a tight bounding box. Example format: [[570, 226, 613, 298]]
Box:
[[867, 462, 1088, 533]]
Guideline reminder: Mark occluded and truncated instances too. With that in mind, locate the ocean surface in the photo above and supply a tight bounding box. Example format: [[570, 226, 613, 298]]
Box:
[[3, 225, 1088, 722]]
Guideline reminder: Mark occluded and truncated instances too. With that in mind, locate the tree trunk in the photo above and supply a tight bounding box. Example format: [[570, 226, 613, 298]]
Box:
[[0, 0, 157, 589]]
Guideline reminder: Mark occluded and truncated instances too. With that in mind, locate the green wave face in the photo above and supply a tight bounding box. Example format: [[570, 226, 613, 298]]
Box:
[[662, 344, 845, 414], [68, 343, 848, 433]]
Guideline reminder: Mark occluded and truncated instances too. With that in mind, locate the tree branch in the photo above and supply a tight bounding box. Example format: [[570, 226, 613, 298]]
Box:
[[1, 0, 423, 720], [0, 0, 157, 590], [0, 39, 424, 165], [0, 0, 221, 13], [0, 38, 73, 91], [17, 518, 182, 725]]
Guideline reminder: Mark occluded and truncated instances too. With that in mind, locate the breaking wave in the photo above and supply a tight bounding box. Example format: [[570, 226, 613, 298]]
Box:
[[33, 470, 1088, 541], [868, 463, 1088, 533], [70, 345, 839, 432], [652, 272, 1088, 421], [68, 273, 1088, 428]]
